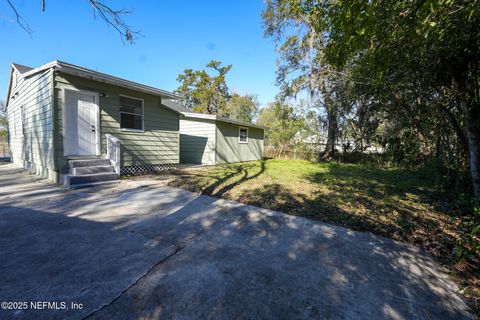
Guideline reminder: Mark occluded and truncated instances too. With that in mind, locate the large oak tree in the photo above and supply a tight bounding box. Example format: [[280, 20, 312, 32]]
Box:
[[263, 0, 480, 203]]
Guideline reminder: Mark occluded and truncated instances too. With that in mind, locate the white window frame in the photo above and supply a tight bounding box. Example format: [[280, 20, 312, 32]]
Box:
[[238, 126, 249, 144], [119, 94, 144, 132]]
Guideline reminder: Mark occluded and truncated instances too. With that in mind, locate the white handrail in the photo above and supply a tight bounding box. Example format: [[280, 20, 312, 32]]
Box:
[[105, 134, 121, 175]]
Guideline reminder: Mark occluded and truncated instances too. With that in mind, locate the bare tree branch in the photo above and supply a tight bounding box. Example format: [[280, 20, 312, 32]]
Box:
[[87, 0, 141, 44], [2, 0, 141, 44], [6, 0, 33, 37]]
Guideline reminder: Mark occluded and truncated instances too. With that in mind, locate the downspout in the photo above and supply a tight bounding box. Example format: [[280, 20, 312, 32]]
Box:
[[214, 120, 218, 164], [175, 98, 180, 166], [49, 68, 59, 181], [4, 67, 14, 163]]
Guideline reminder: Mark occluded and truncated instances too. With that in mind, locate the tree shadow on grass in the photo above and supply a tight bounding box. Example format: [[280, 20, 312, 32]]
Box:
[[311, 163, 443, 202], [306, 165, 448, 240], [304, 164, 456, 260], [236, 183, 398, 240], [169, 160, 266, 198]]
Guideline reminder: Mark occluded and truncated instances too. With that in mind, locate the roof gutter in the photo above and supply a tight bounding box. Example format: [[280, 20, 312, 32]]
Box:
[[217, 117, 266, 130], [182, 112, 265, 129]]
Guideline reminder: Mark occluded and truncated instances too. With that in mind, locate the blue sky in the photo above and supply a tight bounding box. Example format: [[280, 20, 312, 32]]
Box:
[[0, 0, 279, 106]]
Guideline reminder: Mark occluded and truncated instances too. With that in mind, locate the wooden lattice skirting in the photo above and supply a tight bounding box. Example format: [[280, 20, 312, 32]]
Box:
[[120, 163, 177, 176]]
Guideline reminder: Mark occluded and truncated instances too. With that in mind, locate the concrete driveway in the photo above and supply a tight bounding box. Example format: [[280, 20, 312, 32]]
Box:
[[0, 163, 473, 319]]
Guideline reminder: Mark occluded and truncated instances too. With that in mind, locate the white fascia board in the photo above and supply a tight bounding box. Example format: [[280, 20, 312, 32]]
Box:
[[182, 112, 217, 120], [20, 61, 57, 78], [4, 66, 14, 109], [181, 112, 266, 129], [216, 117, 266, 130]]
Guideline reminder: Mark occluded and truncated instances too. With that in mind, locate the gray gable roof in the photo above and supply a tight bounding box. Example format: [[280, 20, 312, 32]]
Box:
[[12, 63, 33, 74], [14, 60, 181, 100], [162, 99, 190, 113]]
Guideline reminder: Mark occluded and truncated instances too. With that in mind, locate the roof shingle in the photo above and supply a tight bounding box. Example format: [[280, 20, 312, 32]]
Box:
[[12, 63, 33, 74]]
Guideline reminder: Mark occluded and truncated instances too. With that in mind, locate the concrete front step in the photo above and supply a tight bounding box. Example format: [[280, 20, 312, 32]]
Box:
[[61, 172, 119, 188], [69, 159, 111, 169], [69, 180, 120, 190], [69, 172, 118, 185], [72, 165, 114, 175], [62, 159, 119, 189]]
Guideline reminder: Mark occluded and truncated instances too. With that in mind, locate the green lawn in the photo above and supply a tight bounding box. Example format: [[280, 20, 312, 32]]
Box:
[[168, 159, 457, 258]]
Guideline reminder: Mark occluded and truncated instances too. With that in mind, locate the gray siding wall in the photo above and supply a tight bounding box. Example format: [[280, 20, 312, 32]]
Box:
[[7, 69, 56, 180], [54, 73, 180, 170], [179, 117, 216, 164], [215, 121, 264, 164]]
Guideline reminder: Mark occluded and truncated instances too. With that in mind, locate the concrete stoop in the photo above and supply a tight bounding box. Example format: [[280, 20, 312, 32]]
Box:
[[60, 159, 119, 189]]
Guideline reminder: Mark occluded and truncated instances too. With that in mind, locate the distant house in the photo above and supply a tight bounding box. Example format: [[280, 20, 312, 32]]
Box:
[[5, 61, 264, 187]]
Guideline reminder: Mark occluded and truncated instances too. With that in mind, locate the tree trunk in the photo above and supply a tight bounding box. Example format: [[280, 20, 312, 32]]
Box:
[[465, 102, 480, 204], [456, 68, 480, 204], [439, 104, 469, 156], [321, 106, 337, 161]]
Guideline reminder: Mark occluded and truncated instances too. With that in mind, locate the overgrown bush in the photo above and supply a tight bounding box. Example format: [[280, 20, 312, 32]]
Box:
[[456, 207, 480, 264]]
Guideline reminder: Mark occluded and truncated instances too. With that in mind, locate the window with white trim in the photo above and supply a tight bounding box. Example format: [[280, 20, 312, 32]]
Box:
[[120, 96, 144, 131], [239, 127, 248, 143]]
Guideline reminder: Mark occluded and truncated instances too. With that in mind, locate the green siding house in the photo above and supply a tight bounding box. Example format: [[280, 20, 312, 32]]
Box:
[[5, 61, 265, 187], [177, 111, 264, 165]]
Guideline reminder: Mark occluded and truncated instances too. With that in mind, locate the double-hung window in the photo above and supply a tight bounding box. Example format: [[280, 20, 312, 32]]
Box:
[[239, 127, 248, 143], [120, 96, 144, 131]]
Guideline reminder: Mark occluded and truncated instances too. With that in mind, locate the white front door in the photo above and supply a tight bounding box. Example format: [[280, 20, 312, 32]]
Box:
[[65, 90, 99, 156]]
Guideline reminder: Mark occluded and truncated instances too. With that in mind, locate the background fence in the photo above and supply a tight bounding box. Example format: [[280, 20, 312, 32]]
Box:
[[264, 146, 319, 161], [263, 144, 386, 163], [0, 142, 10, 160]]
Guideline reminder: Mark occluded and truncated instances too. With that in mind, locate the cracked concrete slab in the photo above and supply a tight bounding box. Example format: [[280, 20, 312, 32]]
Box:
[[0, 163, 473, 319]]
